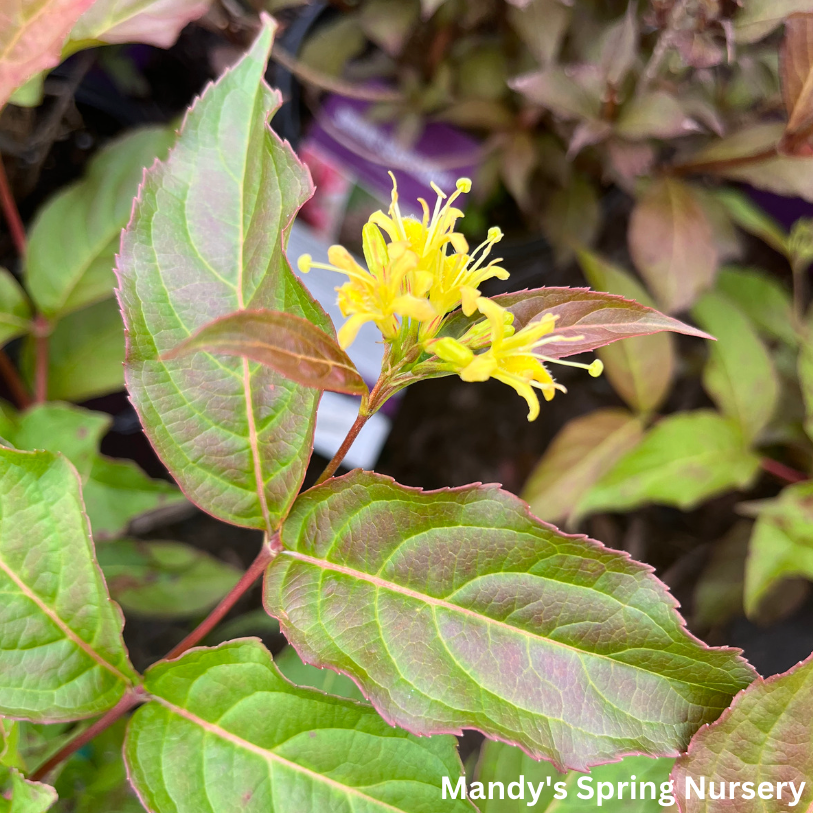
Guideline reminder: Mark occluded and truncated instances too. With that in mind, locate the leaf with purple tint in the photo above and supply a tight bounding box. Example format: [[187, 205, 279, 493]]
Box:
[[116, 19, 333, 533], [443, 286, 710, 359], [164, 309, 367, 396], [264, 471, 755, 772], [672, 654, 813, 813], [124, 639, 473, 813], [0, 447, 137, 722]]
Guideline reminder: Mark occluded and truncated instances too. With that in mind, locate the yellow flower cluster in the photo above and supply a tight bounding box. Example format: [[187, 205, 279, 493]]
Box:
[[298, 174, 602, 421]]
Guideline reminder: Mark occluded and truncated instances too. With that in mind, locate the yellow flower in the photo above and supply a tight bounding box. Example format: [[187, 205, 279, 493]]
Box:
[[299, 222, 435, 348], [426, 298, 603, 421], [370, 174, 510, 334]]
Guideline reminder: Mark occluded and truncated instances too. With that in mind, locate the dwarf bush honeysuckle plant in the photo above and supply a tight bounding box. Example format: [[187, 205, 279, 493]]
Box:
[[7, 16, 813, 813]]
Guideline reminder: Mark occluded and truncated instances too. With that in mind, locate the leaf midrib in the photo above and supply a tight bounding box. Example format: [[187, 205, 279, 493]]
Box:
[[281, 549, 735, 694], [153, 697, 415, 813], [0, 550, 132, 686]]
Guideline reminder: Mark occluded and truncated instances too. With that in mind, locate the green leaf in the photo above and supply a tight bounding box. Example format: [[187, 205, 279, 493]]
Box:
[[117, 20, 331, 533], [522, 408, 645, 525], [734, 0, 813, 44], [798, 316, 813, 442], [540, 175, 600, 264], [712, 189, 789, 256], [628, 178, 718, 313], [97, 539, 240, 617], [0, 770, 57, 813], [3, 403, 110, 480], [0, 269, 31, 347], [715, 266, 796, 346], [616, 91, 697, 141], [0, 447, 136, 722], [274, 645, 366, 702], [577, 249, 676, 412], [35, 299, 125, 402], [164, 309, 367, 396], [576, 411, 761, 516], [82, 455, 186, 541], [692, 292, 779, 442], [685, 123, 813, 202], [265, 471, 756, 771], [672, 654, 813, 813], [124, 639, 472, 813], [26, 126, 174, 320], [0, 0, 94, 109], [743, 482, 813, 616], [443, 287, 711, 360], [474, 741, 673, 813], [507, 0, 570, 67], [510, 68, 602, 122]]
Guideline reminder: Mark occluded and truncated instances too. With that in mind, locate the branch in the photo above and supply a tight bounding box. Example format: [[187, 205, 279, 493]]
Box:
[[314, 412, 370, 486], [0, 157, 25, 256], [29, 689, 145, 781], [0, 348, 31, 408], [163, 540, 275, 661], [760, 458, 808, 484]]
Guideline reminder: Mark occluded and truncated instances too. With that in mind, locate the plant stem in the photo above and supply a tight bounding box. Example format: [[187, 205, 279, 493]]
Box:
[[0, 348, 31, 408], [314, 412, 370, 486], [760, 458, 808, 484], [0, 157, 25, 256], [30, 689, 145, 781], [33, 316, 50, 404], [164, 541, 275, 661]]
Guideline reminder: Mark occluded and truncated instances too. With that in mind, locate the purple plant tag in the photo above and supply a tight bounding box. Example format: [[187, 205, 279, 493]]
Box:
[[306, 94, 481, 213]]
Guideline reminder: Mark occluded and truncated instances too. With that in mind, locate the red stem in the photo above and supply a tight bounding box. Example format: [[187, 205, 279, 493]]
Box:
[[760, 458, 807, 484], [314, 412, 370, 486], [30, 689, 144, 781], [0, 157, 25, 256], [164, 541, 275, 661], [0, 348, 31, 408]]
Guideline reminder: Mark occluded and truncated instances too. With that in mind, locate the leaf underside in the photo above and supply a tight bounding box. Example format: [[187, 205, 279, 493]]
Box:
[[264, 471, 756, 772], [116, 19, 332, 533]]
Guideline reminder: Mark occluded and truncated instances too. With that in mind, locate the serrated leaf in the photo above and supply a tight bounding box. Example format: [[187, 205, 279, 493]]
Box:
[[83, 455, 186, 541], [265, 470, 756, 771], [474, 742, 673, 813], [781, 14, 813, 138], [0, 0, 94, 109], [3, 403, 110, 480], [712, 189, 789, 257], [0, 447, 136, 722], [0, 770, 57, 813], [715, 266, 795, 346], [26, 127, 173, 319], [124, 639, 472, 813], [510, 67, 601, 121], [735, 0, 813, 44], [672, 654, 813, 813], [117, 20, 331, 533], [522, 408, 645, 525], [578, 249, 676, 412], [743, 482, 813, 616], [445, 287, 710, 361], [0, 269, 31, 347], [616, 91, 697, 141], [576, 411, 761, 517], [29, 299, 125, 402], [684, 123, 813, 202], [629, 178, 718, 313], [69, 0, 211, 49], [274, 645, 365, 702], [692, 292, 779, 443], [165, 309, 367, 396], [97, 539, 239, 617]]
